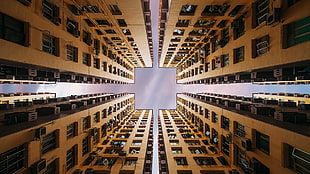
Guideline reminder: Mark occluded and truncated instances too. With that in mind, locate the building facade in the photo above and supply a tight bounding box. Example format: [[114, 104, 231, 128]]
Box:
[[0, 91, 155, 174], [159, 0, 310, 85], [0, 0, 153, 84], [165, 92, 310, 174]]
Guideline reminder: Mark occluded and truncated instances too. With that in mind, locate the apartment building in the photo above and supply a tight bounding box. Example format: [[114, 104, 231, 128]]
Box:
[[0, 92, 155, 174], [168, 92, 310, 174], [158, 0, 310, 84], [0, 0, 153, 84]]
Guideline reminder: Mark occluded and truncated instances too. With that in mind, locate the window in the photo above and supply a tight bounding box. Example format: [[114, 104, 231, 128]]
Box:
[[176, 19, 190, 27], [234, 122, 245, 138], [170, 140, 179, 145], [42, 131, 58, 154], [66, 145, 77, 171], [82, 53, 91, 66], [122, 29, 131, 35], [102, 109, 107, 118], [252, 35, 269, 58], [173, 29, 184, 35], [233, 46, 244, 63], [232, 16, 245, 39], [82, 116, 91, 130], [82, 136, 90, 156], [66, 45, 78, 62], [256, 131, 270, 154], [0, 12, 29, 46], [252, 0, 269, 27], [42, 0, 61, 25], [188, 147, 207, 154], [102, 44, 108, 55], [221, 54, 229, 67], [180, 5, 197, 15], [211, 129, 218, 146], [82, 30, 92, 46], [109, 5, 122, 15], [283, 16, 310, 48], [175, 157, 188, 165], [221, 135, 230, 156], [202, 5, 230, 16], [220, 27, 229, 47], [67, 122, 78, 139], [45, 159, 58, 174], [284, 144, 310, 173], [172, 147, 183, 154], [212, 58, 219, 70], [84, 19, 95, 27], [211, 112, 218, 123], [194, 157, 217, 165], [66, 18, 79, 37], [221, 116, 229, 130], [124, 158, 137, 166], [194, 19, 216, 27], [82, 5, 101, 13], [93, 58, 100, 69], [17, 0, 32, 6], [95, 29, 103, 35], [117, 19, 127, 27], [288, 0, 300, 7], [0, 144, 26, 174], [205, 62, 211, 72], [94, 39, 100, 55], [236, 146, 247, 172], [96, 19, 110, 26], [132, 140, 142, 145], [93, 112, 100, 123], [42, 33, 59, 56]]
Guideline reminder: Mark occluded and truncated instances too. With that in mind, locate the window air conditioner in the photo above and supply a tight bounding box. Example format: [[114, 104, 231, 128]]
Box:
[[28, 68, 37, 77], [267, 8, 281, 25], [73, 30, 80, 38], [53, 17, 61, 25], [35, 127, 46, 138], [54, 72, 60, 78], [67, 22, 76, 30]]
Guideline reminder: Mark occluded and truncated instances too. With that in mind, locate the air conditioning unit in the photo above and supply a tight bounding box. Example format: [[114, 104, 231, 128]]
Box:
[[251, 72, 257, 79], [67, 22, 76, 30], [72, 30, 80, 37], [28, 68, 37, 77], [35, 127, 46, 138], [241, 139, 252, 151], [224, 76, 228, 81], [28, 112, 38, 121], [30, 159, 46, 174], [273, 68, 282, 77], [54, 72, 60, 78], [53, 17, 61, 25], [226, 133, 232, 143], [267, 8, 281, 25], [36, 107, 60, 116], [235, 74, 240, 81]]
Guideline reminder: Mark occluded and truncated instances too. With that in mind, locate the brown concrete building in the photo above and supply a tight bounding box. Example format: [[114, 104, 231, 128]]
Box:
[[0, 0, 153, 84], [158, 0, 310, 84], [0, 92, 154, 174], [161, 92, 310, 174]]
